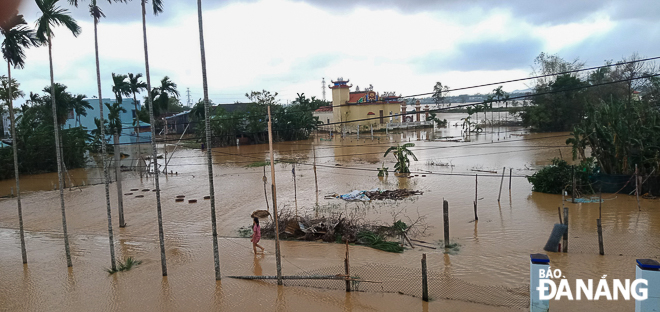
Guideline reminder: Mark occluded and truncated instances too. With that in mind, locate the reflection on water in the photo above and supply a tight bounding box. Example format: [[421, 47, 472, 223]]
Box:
[[1, 118, 659, 311]]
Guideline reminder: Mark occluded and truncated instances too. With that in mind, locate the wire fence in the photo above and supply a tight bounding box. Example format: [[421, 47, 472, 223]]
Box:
[[272, 263, 530, 309]]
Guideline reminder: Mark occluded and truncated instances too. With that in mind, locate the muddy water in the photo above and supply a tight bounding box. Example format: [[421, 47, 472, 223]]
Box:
[[1, 112, 659, 311]]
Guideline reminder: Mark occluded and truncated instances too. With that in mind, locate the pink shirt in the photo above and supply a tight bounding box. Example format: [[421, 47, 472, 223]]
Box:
[[251, 224, 261, 242]]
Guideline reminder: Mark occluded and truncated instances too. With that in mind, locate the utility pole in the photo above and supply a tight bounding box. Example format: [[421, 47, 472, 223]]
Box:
[[186, 88, 192, 108], [268, 105, 283, 285]]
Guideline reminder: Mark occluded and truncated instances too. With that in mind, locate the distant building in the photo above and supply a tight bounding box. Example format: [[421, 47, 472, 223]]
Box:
[[317, 78, 403, 133], [63, 98, 151, 144]]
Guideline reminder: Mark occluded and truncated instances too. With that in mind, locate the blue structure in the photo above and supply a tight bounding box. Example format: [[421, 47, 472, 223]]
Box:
[[63, 98, 151, 144]]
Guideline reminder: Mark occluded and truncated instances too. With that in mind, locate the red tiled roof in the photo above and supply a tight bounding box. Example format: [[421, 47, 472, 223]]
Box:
[[348, 92, 367, 103], [315, 106, 333, 112]]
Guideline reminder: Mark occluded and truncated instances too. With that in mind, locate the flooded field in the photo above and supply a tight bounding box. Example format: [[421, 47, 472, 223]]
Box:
[[1, 113, 659, 311]]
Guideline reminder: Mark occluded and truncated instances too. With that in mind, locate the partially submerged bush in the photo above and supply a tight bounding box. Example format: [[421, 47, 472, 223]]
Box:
[[527, 158, 596, 195]]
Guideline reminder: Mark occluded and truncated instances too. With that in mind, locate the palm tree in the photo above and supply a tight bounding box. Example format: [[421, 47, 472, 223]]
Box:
[[127, 72, 147, 177], [155, 75, 178, 115], [35, 0, 80, 267], [196, 0, 220, 280], [107, 76, 128, 228], [383, 143, 418, 174], [141, 0, 167, 276], [70, 94, 91, 127]]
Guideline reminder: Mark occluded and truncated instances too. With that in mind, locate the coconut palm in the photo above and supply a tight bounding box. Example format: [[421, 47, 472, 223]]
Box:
[[196, 0, 221, 280], [70, 93, 91, 127], [35, 0, 81, 268], [127, 72, 147, 177], [383, 143, 418, 174], [141, 0, 167, 276]]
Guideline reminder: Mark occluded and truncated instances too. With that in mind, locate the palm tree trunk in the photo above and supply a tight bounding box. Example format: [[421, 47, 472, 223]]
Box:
[[143, 0, 167, 276], [7, 62, 27, 264], [94, 15, 117, 271], [133, 92, 142, 178], [48, 32, 72, 268], [114, 133, 125, 227], [197, 0, 221, 280]]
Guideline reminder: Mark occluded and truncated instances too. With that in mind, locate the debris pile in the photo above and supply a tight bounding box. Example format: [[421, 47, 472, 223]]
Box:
[[328, 188, 423, 201]]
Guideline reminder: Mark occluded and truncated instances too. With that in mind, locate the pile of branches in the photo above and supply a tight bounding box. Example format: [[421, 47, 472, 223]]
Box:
[[260, 207, 428, 253], [364, 189, 423, 200]]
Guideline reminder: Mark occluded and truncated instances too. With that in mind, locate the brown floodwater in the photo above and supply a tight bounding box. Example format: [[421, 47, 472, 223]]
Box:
[[1, 113, 659, 311]]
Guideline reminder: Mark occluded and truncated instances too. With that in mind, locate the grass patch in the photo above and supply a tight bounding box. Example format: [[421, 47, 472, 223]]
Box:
[[357, 231, 403, 253], [238, 226, 252, 238], [246, 160, 277, 168], [438, 240, 461, 255], [106, 257, 143, 274]]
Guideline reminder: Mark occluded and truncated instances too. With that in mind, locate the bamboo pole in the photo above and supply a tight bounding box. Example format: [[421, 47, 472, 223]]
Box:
[[227, 275, 380, 282], [293, 163, 298, 219], [422, 253, 429, 302], [498, 167, 505, 202], [443, 199, 450, 248], [263, 166, 269, 211], [571, 166, 575, 203], [599, 184, 602, 219], [597, 218, 604, 255], [562, 207, 568, 252], [345, 240, 350, 292], [635, 164, 641, 211], [268, 106, 283, 285]]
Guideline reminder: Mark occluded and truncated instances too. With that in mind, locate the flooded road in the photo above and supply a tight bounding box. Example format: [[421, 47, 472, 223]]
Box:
[[1, 113, 659, 311]]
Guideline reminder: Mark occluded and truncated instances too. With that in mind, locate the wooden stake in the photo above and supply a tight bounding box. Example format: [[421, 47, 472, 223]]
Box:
[[474, 174, 478, 221], [599, 185, 602, 220], [508, 168, 512, 191], [313, 147, 318, 207], [443, 199, 450, 248], [263, 166, 269, 211], [571, 166, 576, 203], [597, 218, 604, 255], [498, 167, 505, 202], [563, 207, 568, 252], [422, 253, 429, 302], [345, 240, 350, 292], [558, 207, 563, 224], [635, 164, 641, 211], [268, 105, 283, 285]]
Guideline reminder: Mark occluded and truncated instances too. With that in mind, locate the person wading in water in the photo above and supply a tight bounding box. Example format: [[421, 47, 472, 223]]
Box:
[[251, 217, 265, 254]]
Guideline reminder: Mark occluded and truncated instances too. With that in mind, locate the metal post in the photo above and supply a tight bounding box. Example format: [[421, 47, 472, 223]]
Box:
[[474, 174, 478, 220], [345, 240, 350, 292], [597, 219, 604, 255], [562, 207, 568, 252], [268, 106, 283, 285], [498, 167, 505, 202], [443, 199, 449, 248], [530, 254, 550, 312], [422, 253, 428, 302]]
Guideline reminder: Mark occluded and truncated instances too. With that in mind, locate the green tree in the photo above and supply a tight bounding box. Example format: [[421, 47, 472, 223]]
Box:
[[432, 81, 450, 107], [383, 143, 418, 174], [35, 0, 80, 268]]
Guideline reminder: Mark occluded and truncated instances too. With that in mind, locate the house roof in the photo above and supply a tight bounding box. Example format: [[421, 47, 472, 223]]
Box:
[[314, 106, 333, 112], [349, 92, 368, 103]]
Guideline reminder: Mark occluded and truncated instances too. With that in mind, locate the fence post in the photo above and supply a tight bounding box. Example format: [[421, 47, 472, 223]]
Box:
[[597, 219, 604, 255], [345, 240, 350, 292], [530, 254, 550, 312], [508, 168, 512, 192], [357, 125, 360, 140], [562, 207, 568, 252], [422, 253, 429, 302], [498, 167, 505, 202], [572, 166, 576, 203], [474, 175, 478, 221], [371, 125, 373, 141], [443, 199, 450, 248], [635, 164, 641, 211], [635, 259, 660, 311]]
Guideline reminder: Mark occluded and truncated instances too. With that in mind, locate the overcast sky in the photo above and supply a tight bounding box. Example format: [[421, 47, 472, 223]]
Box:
[[6, 0, 660, 107]]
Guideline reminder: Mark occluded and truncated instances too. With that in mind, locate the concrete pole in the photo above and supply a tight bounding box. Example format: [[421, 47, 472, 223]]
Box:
[[268, 106, 283, 285], [635, 259, 660, 311], [530, 254, 550, 312]]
